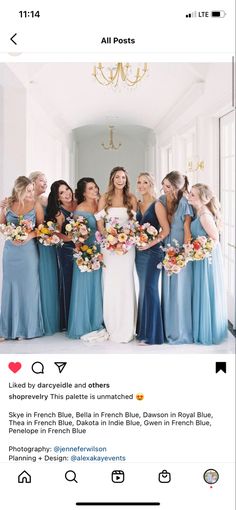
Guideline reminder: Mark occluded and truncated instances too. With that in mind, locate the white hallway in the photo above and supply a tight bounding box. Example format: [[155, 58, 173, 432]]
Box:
[[0, 62, 235, 354]]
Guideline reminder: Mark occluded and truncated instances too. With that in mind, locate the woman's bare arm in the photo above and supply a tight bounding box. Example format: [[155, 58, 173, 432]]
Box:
[[155, 202, 170, 241], [96, 195, 106, 235], [0, 207, 6, 224], [183, 215, 192, 244], [130, 194, 138, 212], [199, 213, 219, 242], [35, 202, 45, 226]]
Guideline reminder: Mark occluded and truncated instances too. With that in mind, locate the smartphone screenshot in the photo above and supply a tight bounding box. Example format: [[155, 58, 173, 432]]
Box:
[[0, 1, 235, 509]]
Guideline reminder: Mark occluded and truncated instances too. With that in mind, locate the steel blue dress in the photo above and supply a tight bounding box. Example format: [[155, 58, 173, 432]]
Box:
[[191, 214, 228, 344], [158, 195, 194, 344], [0, 209, 44, 339], [38, 207, 60, 335], [57, 206, 74, 330], [135, 202, 165, 344], [68, 211, 104, 339]]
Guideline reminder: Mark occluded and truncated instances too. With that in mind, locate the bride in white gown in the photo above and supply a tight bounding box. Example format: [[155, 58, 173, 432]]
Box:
[[96, 167, 137, 343]]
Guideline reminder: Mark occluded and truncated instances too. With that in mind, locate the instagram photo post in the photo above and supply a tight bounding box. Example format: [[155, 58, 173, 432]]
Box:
[[0, 1, 235, 509]]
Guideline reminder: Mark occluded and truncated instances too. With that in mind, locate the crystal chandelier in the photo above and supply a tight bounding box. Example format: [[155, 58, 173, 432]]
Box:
[[93, 62, 148, 87], [101, 126, 121, 150]]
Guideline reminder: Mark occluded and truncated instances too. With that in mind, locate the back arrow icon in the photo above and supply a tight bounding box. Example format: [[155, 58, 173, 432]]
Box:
[[10, 33, 17, 45]]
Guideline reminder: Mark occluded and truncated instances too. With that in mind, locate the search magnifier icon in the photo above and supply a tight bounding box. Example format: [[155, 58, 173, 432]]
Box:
[[65, 470, 78, 483]]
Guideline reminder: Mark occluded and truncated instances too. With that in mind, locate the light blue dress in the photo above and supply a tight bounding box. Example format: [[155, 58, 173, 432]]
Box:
[[158, 195, 194, 344], [38, 207, 60, 335], [68, 211, 104, 339], [0, 209, 44, 339], [191, 215, 228, 344]]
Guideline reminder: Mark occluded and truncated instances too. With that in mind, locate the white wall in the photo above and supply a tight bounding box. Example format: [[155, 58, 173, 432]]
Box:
[[0, 63, 77, 194], [155, 63, 232, 195], [0, 66, 27, 196], [74, 127, 153, 194], [26, 94, 75, 189]]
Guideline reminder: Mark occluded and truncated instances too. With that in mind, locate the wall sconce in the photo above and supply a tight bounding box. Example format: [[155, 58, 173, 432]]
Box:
[[187, 160, 205, 172]]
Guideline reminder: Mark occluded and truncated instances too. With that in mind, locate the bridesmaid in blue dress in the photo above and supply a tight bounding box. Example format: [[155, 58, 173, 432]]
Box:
[[46, 180, 77, 331], [0, 176, 44, 339], [135, 173, 170, 345], [188, 184, 228, 344], [159, 171, 194, 344], [68, 178, 106, 340], [29, 171, 60, 336]]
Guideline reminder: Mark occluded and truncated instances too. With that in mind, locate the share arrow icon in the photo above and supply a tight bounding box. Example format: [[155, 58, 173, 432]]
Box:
[[54, 362, 67, 373]]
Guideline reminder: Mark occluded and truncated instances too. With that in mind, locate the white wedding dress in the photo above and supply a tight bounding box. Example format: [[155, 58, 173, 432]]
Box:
[[97, 207, 136, 343]]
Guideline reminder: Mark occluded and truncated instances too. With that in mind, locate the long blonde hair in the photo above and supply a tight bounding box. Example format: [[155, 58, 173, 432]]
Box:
[[137, 172, 157, 200], [104, 166, 133, 219], [8, 176, 32, 208], [192, 183, 222, 230], [28, 171, 45, 182]]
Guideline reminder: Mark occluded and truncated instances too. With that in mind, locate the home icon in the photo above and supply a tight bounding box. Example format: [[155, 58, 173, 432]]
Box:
[[18, 471, 31, 483]]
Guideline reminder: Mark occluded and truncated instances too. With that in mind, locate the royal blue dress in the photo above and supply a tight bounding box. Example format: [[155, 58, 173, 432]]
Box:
[[158, 195, 194, 344], [68, 211, 104, 339], [57, 206, 74, 330], [0, 209, 44, 339], [38, 207, 60, 335], [191, 215, 228, 344], [135, 202, 165, 344]]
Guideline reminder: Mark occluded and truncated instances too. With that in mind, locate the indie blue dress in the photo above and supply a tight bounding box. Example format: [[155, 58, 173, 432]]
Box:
[[191, 215, 228, 344], [0, 209, 44, 339], [158, 195, 194, 344], [68, 211, 104, 339], [57, 206, 74, 330], [38, 207, 60, 335], [135, 202, 165, 344]]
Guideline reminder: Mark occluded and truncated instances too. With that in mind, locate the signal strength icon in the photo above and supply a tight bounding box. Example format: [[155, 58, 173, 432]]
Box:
[[186, 11, 197, 18]]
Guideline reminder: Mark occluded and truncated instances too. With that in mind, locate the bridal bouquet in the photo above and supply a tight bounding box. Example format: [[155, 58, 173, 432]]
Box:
[[160, 241, 187, 276], [184, 236, 215, 262], [95, 218, 137, 255], [73, 244, 105, 272], [0, 215, 34, 242], [36, 221, 62, 246], [65, 216, 91, 244], [135, 222, 158, 247]]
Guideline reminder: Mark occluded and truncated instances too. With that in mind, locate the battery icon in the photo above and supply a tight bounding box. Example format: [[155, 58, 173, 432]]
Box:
[[211, 10, 226, 17]]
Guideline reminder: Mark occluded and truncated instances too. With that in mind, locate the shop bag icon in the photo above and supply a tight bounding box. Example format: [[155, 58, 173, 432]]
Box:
[[158, 469, 171, 483]]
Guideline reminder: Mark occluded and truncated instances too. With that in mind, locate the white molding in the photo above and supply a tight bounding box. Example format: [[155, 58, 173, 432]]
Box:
[[154, 81, 205, 134]]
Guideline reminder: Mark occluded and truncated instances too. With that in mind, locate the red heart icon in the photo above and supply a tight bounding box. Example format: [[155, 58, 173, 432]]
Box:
[[8, 362, 22, 373]]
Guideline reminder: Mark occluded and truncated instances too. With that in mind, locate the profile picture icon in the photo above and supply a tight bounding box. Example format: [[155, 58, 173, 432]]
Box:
[[203, 469, 219, 484]]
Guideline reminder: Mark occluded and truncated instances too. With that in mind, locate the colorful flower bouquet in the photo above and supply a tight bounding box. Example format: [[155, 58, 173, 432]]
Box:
[[36, 221, 62, 246], [73, 244, 105, 272], [159, 236, 215, 276], [135, 222, 158, 247], [65, 217, 91, 244], [161, 242, 187, 276], [0, 215, 34, 242], [183, 236, 215, 262], [95, 218, 137, 255]]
